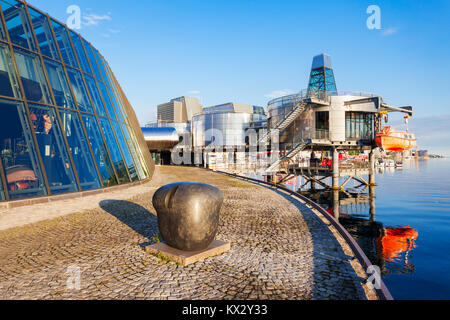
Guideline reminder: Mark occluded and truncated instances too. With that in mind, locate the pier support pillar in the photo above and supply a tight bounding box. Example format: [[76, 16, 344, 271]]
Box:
[[369, 149, 376, 186], [369, 185, 376, 222], [332, 148, 339, 190], [311, 176, 316, 190], [333, 189, 340, 220]]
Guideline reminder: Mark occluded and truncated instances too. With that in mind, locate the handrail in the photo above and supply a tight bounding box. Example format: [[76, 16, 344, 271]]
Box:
[[212, 169, 393, 301], [268, 90, 382, 110]]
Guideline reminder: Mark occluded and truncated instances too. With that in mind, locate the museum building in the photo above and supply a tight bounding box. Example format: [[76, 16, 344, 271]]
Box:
[[0, 0, 154, 203]]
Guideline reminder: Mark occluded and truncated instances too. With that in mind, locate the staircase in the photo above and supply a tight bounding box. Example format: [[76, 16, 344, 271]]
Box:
[[266, 142, 309, 173], [258, 99, 309, 146]]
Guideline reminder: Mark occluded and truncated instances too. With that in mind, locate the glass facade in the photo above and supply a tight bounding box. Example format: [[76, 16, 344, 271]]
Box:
[[346, 112, 374, 141], [0, 0, 152, 202]]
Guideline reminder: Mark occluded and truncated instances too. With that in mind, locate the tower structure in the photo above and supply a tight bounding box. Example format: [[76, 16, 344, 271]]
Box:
[[307, 53, 337, 98]]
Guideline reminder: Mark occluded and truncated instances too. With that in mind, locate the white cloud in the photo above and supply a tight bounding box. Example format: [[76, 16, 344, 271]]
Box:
[[264, 89, 295, 99], [382, 27, 399, 36], [82, 13, 112, 27], [188, 90, 201, 95], [108, 29, 121, 34]]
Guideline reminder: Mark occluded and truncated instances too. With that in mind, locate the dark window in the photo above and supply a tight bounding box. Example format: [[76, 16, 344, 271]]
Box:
[[98, 117, 130, 184], [59, 110, 101, 190], [14, 47, 52, 104], [0, 99, 47, 200], [315, 111, 329, 139], [1, 0, 36, 51], [0, 42, 21, 98], [43, 58, 75, 109], [112, 121, 138, 181], [81, 113, 117, 187], [66, 67, 93, 113], [27, 7, 59, 60], [29, 104, 78, 194]]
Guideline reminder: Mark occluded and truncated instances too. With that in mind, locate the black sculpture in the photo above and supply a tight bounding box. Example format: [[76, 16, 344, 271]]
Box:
[[153, 182, 223, 251]]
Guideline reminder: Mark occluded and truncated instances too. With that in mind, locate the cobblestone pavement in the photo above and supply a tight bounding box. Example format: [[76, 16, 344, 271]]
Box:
[[0, 166, 378, 300]]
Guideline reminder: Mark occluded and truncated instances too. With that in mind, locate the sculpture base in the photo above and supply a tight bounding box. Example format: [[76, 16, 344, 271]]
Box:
[[145, 240, 230, 266]]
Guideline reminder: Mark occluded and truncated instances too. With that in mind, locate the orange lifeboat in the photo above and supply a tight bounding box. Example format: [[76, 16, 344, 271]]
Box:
[[375, 126, 417, 151]]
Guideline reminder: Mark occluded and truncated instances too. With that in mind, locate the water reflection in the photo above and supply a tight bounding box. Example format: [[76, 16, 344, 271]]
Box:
[[298, 186, 419, 276]]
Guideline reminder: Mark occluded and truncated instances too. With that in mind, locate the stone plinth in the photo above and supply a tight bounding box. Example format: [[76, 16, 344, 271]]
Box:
[[146, 240, 230, 266]]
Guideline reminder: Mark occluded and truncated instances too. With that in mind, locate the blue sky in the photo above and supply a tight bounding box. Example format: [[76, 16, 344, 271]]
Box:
[[26, 0, 450, 154]]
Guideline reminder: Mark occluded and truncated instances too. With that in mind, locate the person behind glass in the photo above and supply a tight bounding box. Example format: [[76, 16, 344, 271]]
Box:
[[32, 112, 53, 134]]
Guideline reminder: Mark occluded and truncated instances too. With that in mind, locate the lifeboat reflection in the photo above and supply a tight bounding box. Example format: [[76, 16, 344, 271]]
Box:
[[300, 189, 419, 275], [375, 226, 418, 274]]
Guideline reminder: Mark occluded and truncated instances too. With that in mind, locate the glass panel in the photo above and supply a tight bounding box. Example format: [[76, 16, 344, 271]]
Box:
[[96, 80, 116, 119], [59, 109, 101, 190], [69, 30, 91, 75], [14, 47, 52, 104], [106, 83, 123, 122], [81, 113, 117, 187], [123, 120, 149, 179], [0, 169, 5, 200], [93, 49, 108, 83], [84, 74, 107, 117], [121, 123, 145, 180], [27, 7, 59, 60], [43, 58, 75, 109], [66, 66, 93, 113], [29, 104, 78, 194], [98, 117, 130, 184], [1, 0, 36, 51], [0, 99, 47, 200], [83, 39, 101, 79], [102, 59, 126, 122], [0, 5, 6, 40], [111, 121, 138, 181], [50, 19, 78, 68], [0, 42, 21, 98]]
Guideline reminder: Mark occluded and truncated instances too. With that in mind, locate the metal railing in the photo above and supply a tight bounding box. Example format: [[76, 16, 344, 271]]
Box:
[[268, 89, 381, 111], [314, 129, 330, 140], [207, 169, 393, 301]]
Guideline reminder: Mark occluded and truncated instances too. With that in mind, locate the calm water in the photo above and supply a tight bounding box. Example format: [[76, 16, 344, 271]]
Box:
[[368, 159, 450, 300], [247, 158, 450, 299]]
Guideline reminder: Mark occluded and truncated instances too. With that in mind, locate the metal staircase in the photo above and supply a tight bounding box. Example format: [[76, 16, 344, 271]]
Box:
[[266, 142, 309, 173], [258, 98, 309, 146]]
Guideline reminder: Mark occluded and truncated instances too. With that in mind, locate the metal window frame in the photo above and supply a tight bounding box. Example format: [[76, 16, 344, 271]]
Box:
[[0, 0, 154, 202]]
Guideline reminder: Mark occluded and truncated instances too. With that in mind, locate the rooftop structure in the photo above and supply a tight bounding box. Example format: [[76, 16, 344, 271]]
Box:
[[307, 53, 337, 97], [157, 96, 202, 124], [0, 0, 153, 203]]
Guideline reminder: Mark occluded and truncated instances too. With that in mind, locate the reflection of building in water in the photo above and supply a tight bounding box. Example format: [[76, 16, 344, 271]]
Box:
[[299, 187, 418, 275]]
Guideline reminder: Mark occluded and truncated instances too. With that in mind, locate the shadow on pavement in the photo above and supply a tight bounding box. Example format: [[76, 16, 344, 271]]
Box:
[[99, 200, 159, 248]]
